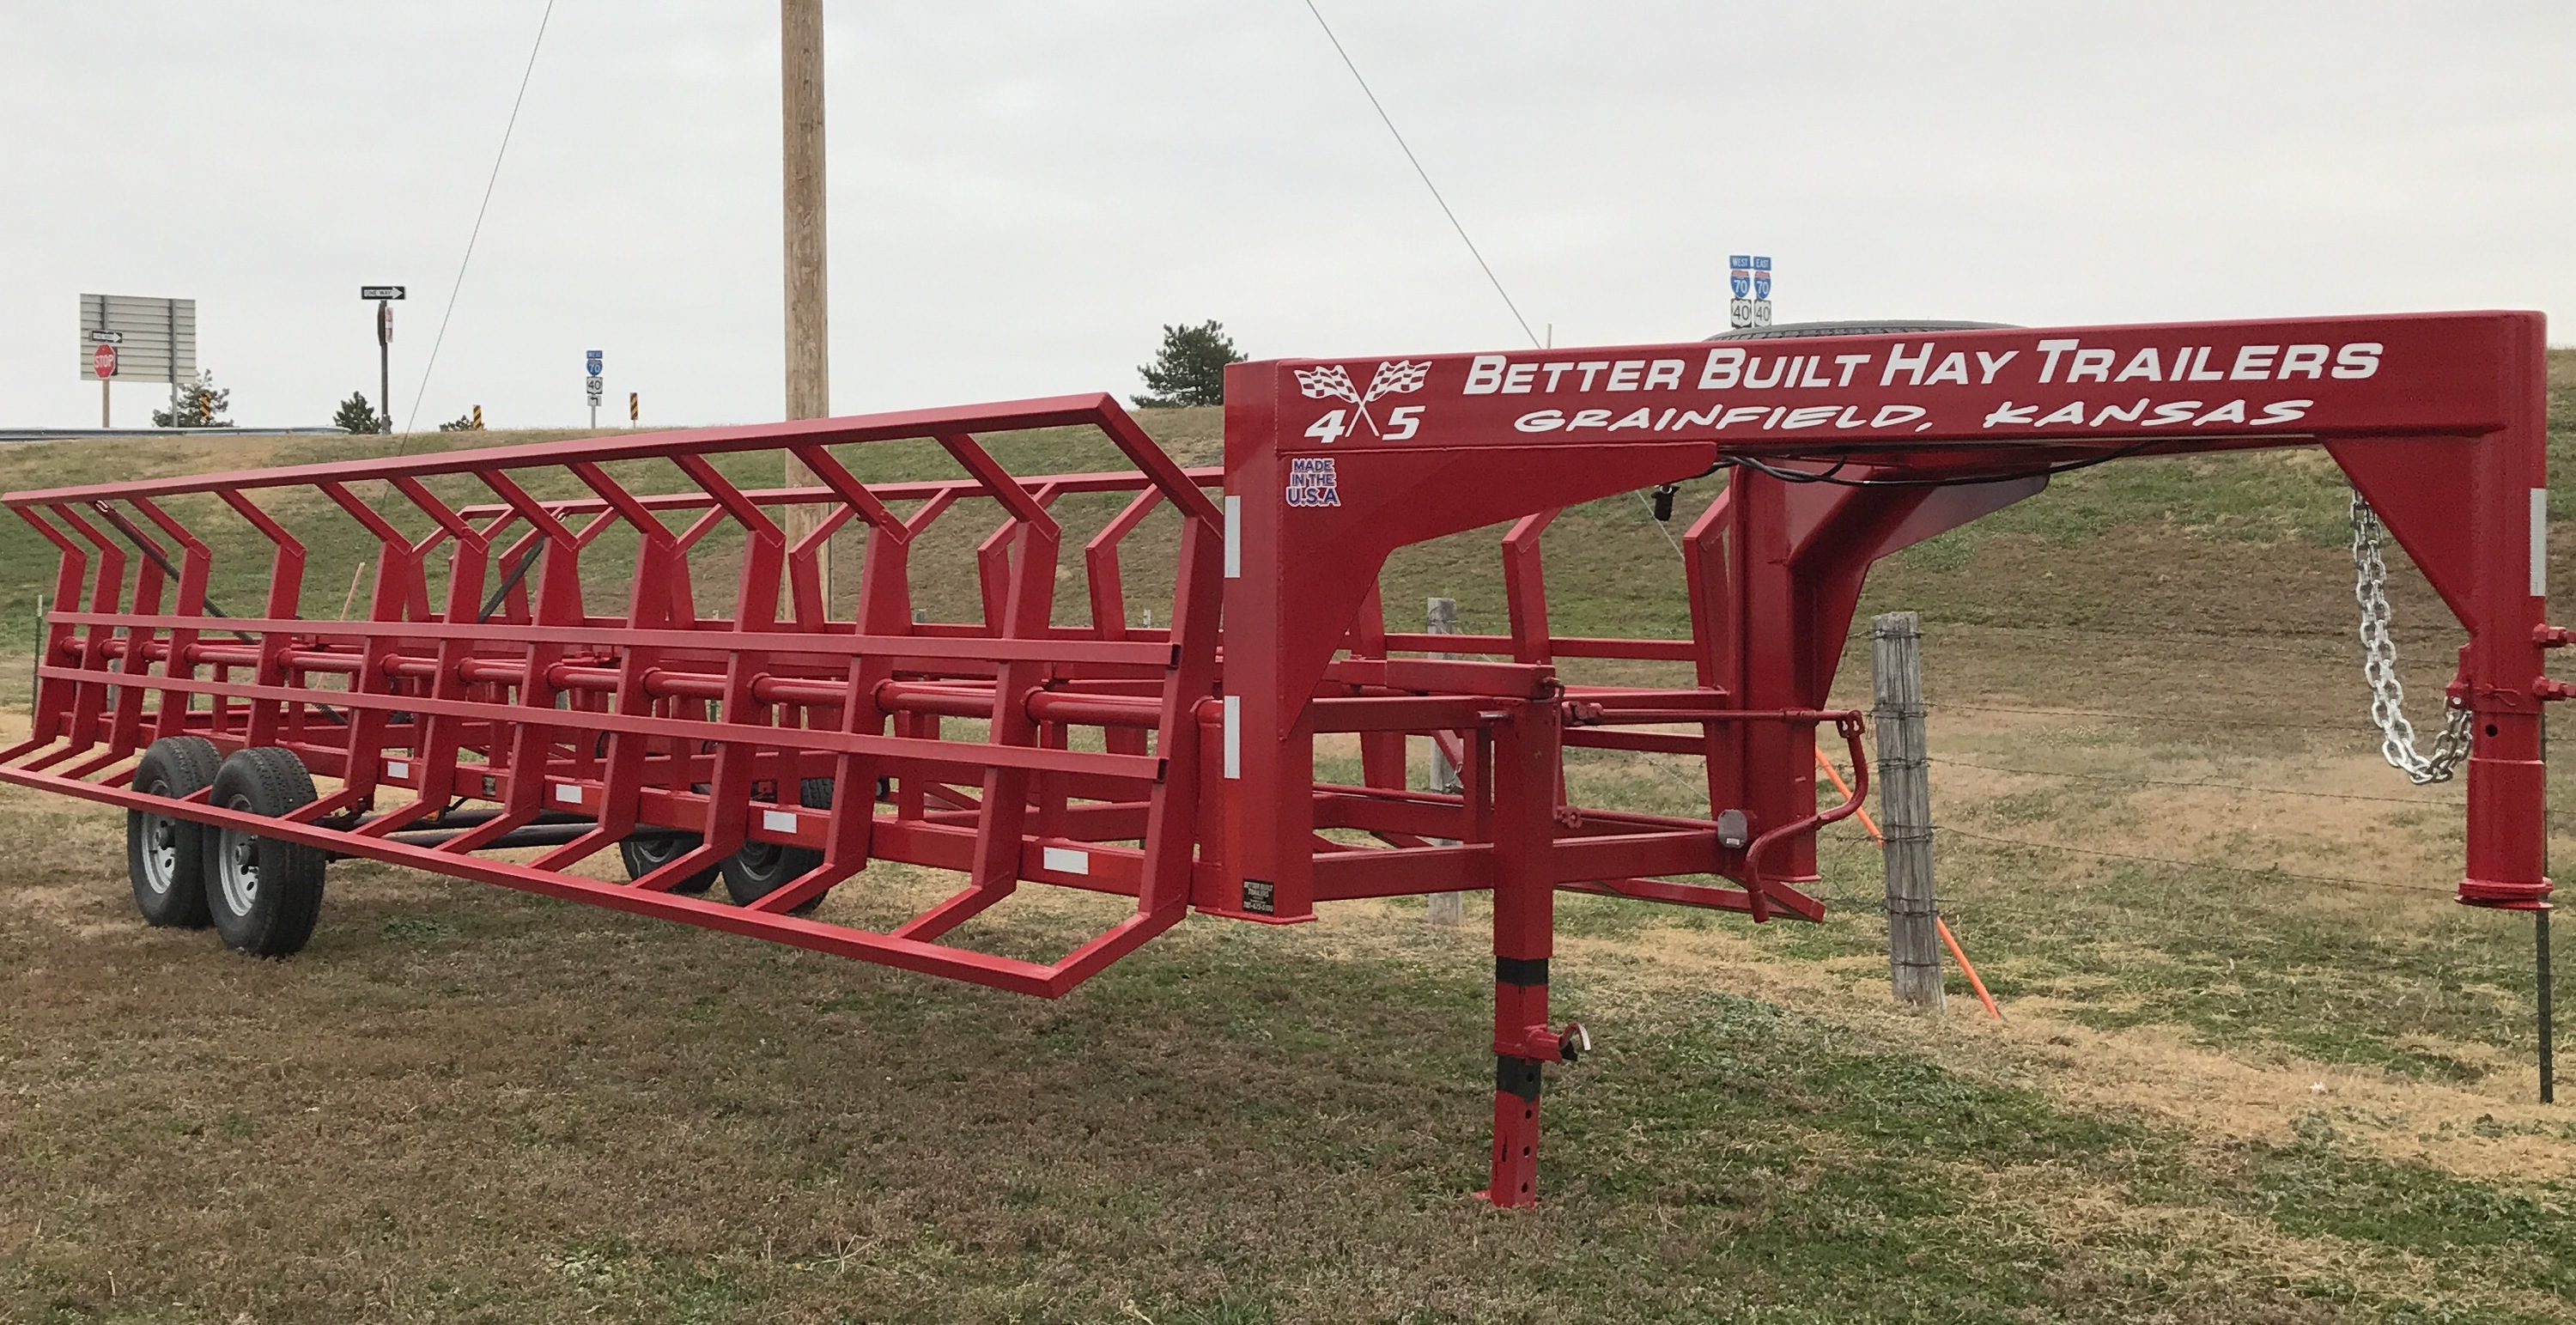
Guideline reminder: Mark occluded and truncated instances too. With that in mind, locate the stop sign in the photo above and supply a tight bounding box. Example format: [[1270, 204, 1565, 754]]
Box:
[[93, 343, 116, 380]]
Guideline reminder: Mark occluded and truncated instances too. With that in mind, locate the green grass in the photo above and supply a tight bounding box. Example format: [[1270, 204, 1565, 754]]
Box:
[[7, 866, 2573, 1322]]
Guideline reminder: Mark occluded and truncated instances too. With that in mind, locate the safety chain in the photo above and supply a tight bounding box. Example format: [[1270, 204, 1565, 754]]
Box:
[[2349, 491, 2475, 784]]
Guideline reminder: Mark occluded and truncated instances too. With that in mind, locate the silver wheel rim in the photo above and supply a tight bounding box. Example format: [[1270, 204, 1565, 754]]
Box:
[[216, 795, 260, 915], [137, 776, 178, 897]]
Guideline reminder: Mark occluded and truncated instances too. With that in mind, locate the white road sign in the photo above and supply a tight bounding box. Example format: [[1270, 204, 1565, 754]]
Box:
[[77, 294, 194, 384]]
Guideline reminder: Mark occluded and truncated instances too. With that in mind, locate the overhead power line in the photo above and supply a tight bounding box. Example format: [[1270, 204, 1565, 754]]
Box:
[[404, 0, 558, 435], [1300, 4, 1690, 558], [1300, 2, 1540, 350]]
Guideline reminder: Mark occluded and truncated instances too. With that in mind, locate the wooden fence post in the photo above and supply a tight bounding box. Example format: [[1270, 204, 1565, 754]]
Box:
[[1873, 611, 1943, 1010], [1426, 597, 1465, 927]]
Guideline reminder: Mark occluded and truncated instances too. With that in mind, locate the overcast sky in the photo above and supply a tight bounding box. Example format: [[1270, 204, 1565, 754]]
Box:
[[3, 2, 2569, 431]]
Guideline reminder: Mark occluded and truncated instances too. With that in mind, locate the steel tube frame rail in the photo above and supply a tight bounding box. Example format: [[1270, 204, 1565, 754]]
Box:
[[6, 397, 1225, 996], [5, 312, 2560, 1208]]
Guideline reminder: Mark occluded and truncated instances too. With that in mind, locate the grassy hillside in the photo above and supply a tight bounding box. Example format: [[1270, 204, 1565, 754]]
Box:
[[1, 355, 2573, 1322]]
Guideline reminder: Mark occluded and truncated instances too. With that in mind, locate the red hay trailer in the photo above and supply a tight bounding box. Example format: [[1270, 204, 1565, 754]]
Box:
[[4, 311, 2558, 1206]]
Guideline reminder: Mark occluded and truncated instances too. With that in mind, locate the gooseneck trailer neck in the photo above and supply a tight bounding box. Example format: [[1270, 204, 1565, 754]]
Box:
[[3, 311, 2555, 1206]]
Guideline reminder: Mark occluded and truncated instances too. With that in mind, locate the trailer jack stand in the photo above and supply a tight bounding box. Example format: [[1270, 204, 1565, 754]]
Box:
[[1484, 1054, 1549, 1208]]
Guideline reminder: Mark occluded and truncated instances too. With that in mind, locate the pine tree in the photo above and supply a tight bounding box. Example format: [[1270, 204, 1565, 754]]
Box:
[[152, 371, 233, 428], [333, 392, 383, 435], [1133, 320, 1244, 408]]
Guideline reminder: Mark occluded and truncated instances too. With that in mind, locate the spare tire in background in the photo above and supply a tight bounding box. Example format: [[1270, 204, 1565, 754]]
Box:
[[1708, 319, 2016, 341]]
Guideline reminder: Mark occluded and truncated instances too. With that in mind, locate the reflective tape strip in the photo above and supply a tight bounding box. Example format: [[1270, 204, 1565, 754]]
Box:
[[762, 809, 799, 833], [384, 759, 409, 780], [1223, 694, 1241, 779], [2534, 487, 2549, 598], [1224, 495, 1242, 578], [1041, 845, 1090, 875], [554, 782, 583, 805]]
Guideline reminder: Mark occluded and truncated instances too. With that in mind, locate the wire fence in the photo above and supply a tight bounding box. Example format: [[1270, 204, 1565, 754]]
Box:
[[1923, 701, 2373, 732], [1926, 756, 2466, 807], [1923, 618, 2464, 650]]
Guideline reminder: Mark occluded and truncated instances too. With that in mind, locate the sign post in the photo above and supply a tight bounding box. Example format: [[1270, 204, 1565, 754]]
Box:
[[586, 349, 605, 429], [362, 286, 404, 432], [92, 342, 117, 426]]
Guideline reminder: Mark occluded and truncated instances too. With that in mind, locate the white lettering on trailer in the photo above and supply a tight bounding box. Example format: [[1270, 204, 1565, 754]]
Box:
[[2232, 345, 2280, 379], [2064, 348, 2117, 382], [2333, 343, 2383, 379], [1464, 354, 1692, 395], [1980, 398, 2314, 429], [1467, 337, 2387, 435], [1513, 401, 1930, 434], [1882, 342, 1935, 386]]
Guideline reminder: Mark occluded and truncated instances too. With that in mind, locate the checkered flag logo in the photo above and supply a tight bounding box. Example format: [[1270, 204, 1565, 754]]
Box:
[[1296, 364, 1360, 404], [1296, 361, 1429, 438], [1364, 360, 1429, 402]]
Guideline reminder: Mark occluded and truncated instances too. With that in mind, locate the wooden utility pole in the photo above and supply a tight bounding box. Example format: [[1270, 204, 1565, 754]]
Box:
[[1873, 611, 1943, 1011], [781, 0, 832, 603]]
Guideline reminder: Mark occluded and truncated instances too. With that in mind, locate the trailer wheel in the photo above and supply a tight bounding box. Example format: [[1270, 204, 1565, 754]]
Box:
[[205, 748, 329, 957], [127, 736, 222, 928], [720, 778, 832, 914], [617, 833, 720, 894]]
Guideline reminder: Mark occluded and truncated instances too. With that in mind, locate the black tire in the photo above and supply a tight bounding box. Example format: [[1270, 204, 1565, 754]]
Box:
[[617, 832, 720, 895], [205, 748, 328, 957], [126, 736, 222, 928], [720, 777, 833, 914], [618, 776, 720, 894]]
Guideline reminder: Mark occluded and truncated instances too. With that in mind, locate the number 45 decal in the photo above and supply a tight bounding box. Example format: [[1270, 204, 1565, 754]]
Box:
[[1305, 405, 1423, 445]]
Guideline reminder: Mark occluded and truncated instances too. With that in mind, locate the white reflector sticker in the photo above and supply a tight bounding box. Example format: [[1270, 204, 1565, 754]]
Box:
[[553, 782, 582, 805], [2534, 487, 2549, 598], [1042, 845, 1091, 875], [762, 809, 799, 833], [1224, 694, 1242, 779], [1224, 495, 1242, 578], [384, 759, 409, 780]]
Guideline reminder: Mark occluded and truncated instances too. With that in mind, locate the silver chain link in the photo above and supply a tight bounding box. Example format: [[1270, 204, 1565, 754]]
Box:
[[2350, 491, 2474, 784]]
